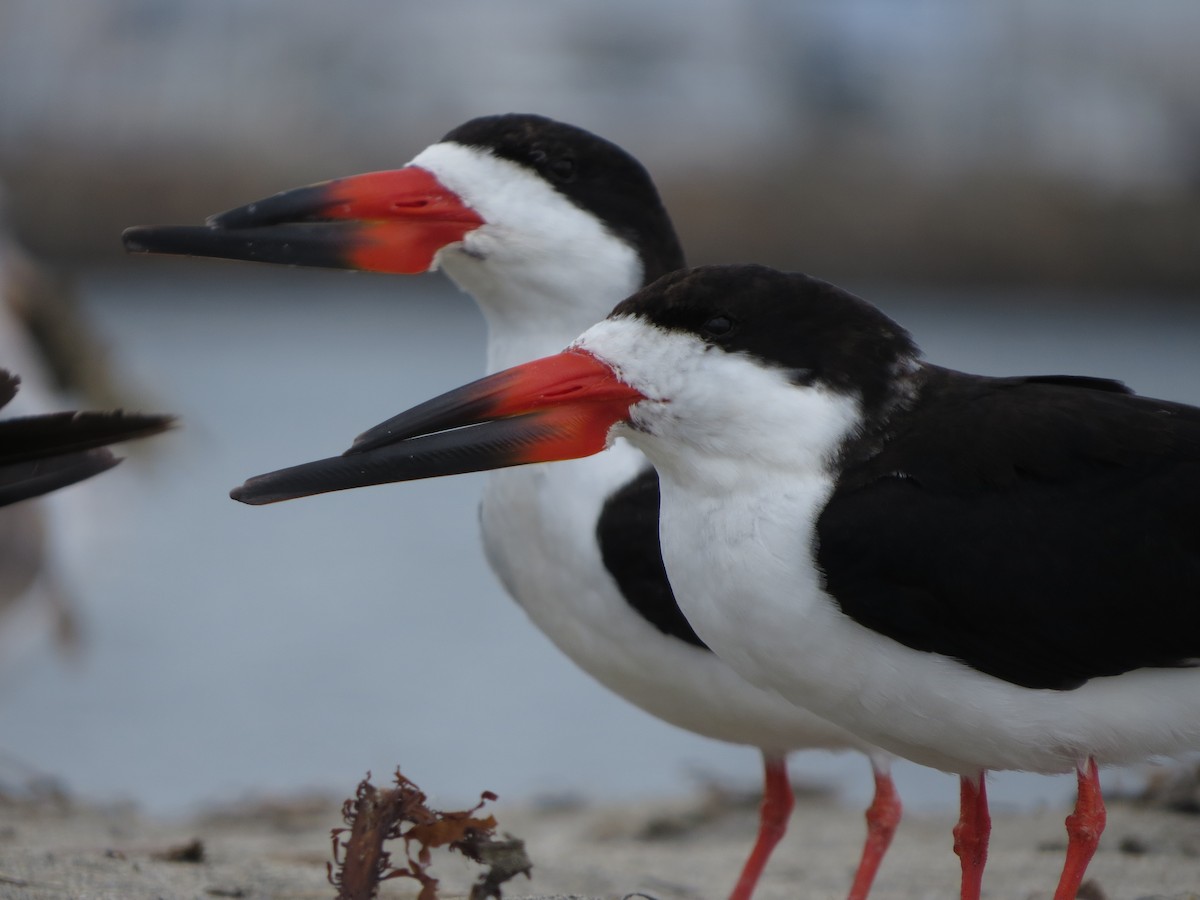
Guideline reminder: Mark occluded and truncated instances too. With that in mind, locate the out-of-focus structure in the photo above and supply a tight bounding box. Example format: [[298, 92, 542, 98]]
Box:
[[0, 0, 1196, 289], [0, 190, 144, 667]]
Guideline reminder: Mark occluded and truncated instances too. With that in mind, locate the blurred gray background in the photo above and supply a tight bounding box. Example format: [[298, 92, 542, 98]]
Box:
[[2, 0, 1199, 287], [0, 0, 1196, 817]]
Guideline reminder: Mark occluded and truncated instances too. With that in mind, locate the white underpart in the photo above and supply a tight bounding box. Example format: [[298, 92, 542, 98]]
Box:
[[406, 141, 880, 756], [577, 316, 1200, 776]]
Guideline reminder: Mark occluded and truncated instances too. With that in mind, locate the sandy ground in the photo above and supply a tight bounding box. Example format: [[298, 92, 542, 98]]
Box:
[[1, 779, 1199, 900]]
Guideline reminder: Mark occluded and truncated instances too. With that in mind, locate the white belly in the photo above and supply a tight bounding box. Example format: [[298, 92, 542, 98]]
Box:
[[478, 440, 875, 755], [656, 475, 1200, 776]]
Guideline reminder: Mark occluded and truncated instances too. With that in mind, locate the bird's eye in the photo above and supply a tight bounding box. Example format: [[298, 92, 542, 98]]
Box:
[[548, 155, 576, 183], [703, 315, 734, 337]]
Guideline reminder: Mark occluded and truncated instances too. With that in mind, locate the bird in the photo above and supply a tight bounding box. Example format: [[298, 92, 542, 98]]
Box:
[[124, 114, 901, 899], [0, 195, 155, 661], [230, 263, 1200, 900], [0, 368, 172, 507]]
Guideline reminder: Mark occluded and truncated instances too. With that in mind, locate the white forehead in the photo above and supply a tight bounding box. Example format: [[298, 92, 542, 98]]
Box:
[[572, 314, 703, 403]]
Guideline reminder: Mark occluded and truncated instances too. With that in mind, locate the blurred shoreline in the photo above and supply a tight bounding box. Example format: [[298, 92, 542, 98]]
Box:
[[5, 146, 1199, 293], [2, 1, 1198, 293]]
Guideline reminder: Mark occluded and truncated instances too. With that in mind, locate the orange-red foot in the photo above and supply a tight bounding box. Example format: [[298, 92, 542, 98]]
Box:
[[846, 760, 901, 900], [1053, 758, 1106, 900], [728, 753, 794, 900], [953, 773, 991, 900]]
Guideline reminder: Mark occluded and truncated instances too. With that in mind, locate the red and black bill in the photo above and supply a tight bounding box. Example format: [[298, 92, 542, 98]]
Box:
[[231, 349, 644, 505], [123, 167, 484, 274]]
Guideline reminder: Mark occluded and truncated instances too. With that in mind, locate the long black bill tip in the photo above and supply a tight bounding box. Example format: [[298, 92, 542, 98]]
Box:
[[230, 481, 295, 506], [229, 459, 346, 506], [123, 222, 357, 268], [229, 482, 261, 505], [230, 414, 551, 508], [122, 224, 218, 256], [230, 476, 294, 506]]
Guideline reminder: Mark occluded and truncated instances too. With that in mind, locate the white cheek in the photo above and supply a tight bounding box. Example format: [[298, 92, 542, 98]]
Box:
[[412, 142, 631, 266], [454, 227, 497, 262], [573, 317, 699, 402], [411, 142, 642, 355], [576, 316, 862, 479]]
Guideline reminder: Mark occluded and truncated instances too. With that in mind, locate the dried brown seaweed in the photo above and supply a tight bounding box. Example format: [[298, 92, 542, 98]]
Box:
[[328, 768, 531, 900]]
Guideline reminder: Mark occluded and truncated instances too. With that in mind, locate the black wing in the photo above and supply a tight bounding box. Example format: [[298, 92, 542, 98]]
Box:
[[818, 365, 1200, 690], [596, 465, 707, 648]]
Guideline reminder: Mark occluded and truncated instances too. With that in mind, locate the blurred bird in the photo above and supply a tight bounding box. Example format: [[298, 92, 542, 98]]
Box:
[[0, 191, 162, 663], [124, 114, 901, 899]]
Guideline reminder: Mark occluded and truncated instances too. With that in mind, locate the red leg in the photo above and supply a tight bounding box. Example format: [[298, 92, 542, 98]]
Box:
[[728, 753, 794, 900], [846, 758, 901, 900], [1053, 758, 1106, 900], [953, 773, 991, 900]]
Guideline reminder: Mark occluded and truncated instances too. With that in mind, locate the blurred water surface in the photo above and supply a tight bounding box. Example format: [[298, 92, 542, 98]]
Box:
[[0, 261, 1196, 816]]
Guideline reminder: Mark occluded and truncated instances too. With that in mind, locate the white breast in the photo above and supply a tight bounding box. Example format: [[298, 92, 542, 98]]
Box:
[[660, 507, 1200, 776], [478, 438, 877, 755]]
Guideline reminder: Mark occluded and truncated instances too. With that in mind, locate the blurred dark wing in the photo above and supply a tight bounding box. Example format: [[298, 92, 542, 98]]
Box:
[[0, 409, 174, 506], [0, 410, 175, 466]]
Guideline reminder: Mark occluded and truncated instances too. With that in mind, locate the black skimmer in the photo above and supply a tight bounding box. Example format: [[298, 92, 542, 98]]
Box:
[[230, 263, 1200, 900], [0, 368, 172, 507], [124, 115, 901, 898]]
